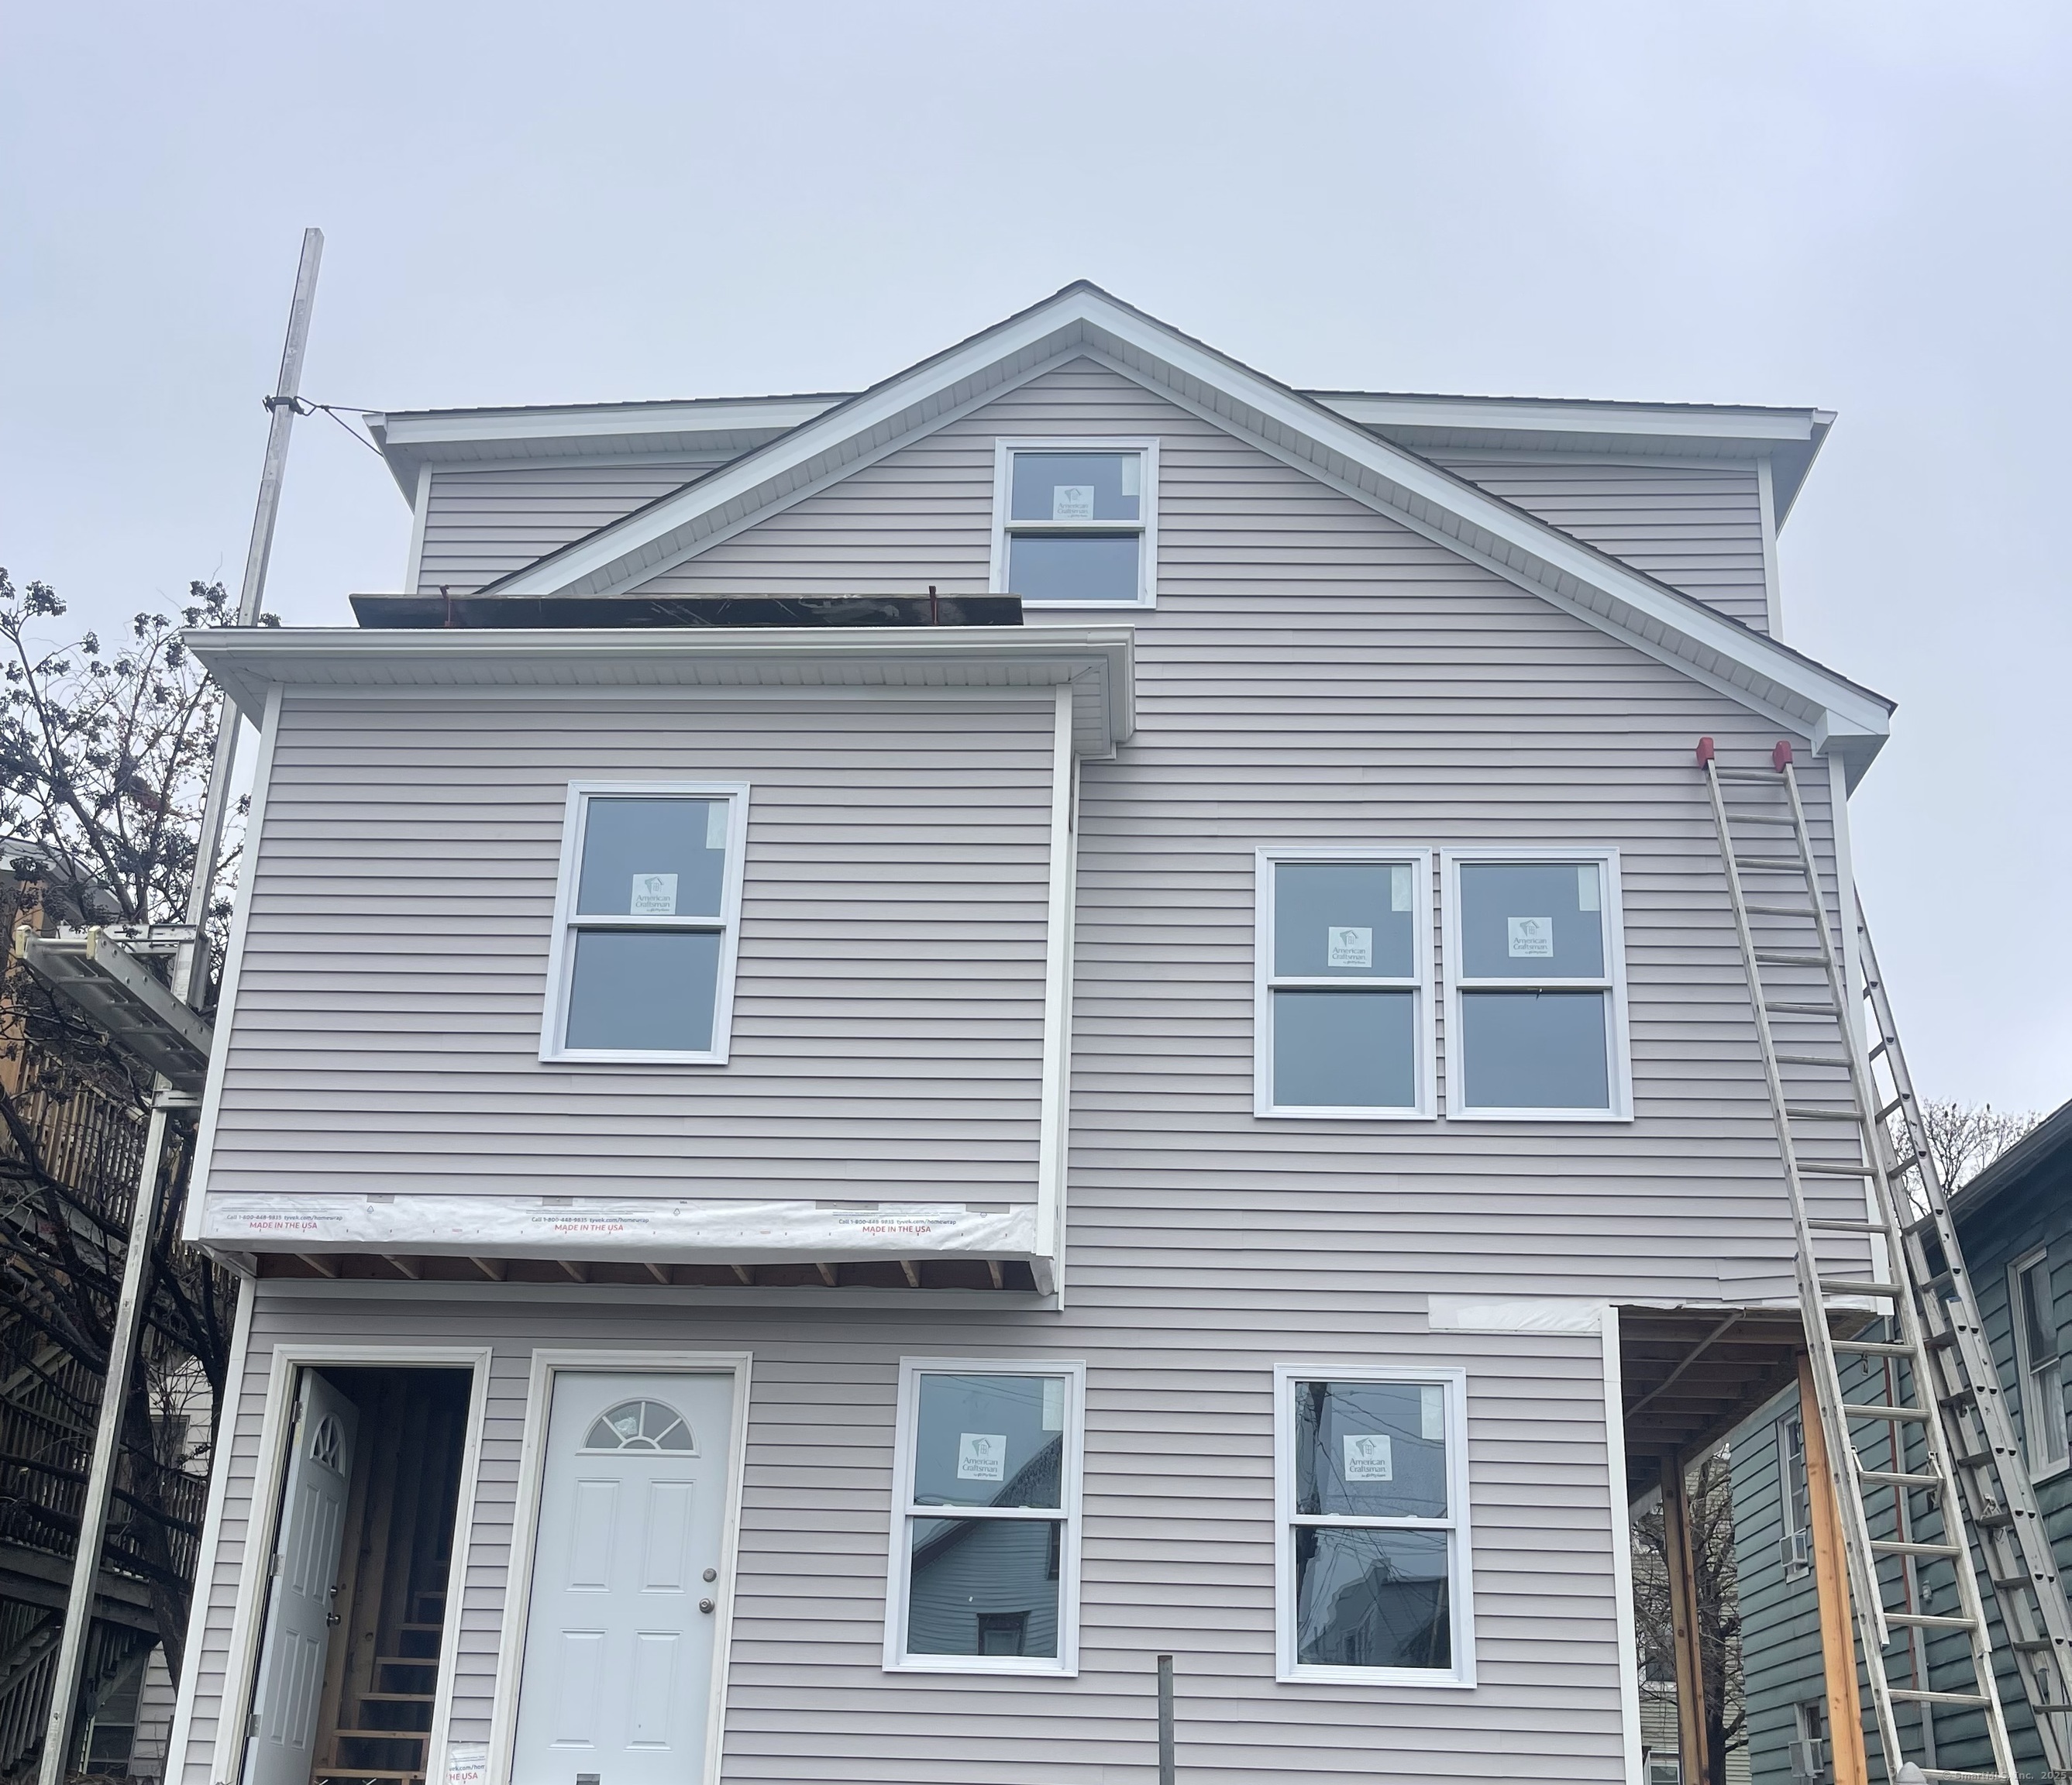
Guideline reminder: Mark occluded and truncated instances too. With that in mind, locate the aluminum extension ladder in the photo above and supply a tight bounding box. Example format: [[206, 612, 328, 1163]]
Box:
[[1859, 899, 2072, 1774], [1699, 736, 2016, 1783]]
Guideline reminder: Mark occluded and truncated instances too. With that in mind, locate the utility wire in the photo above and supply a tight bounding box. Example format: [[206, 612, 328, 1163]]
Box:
[[264, 394, 384, 456]]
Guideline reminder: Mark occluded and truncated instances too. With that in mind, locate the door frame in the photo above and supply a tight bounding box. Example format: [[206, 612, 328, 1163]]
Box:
[[487, 1349, 753, 1785], [210, 1343, 493, 1785]]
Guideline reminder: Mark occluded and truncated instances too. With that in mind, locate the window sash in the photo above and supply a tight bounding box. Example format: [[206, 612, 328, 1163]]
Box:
[[542, 782, 748, 1064], [886, 1360, 1085, 1675], [1273, 1367, 1473, 1687], [1256, 850, 1434, 1119], [2012, 1254, 2068, 1473], [1442, 849, 1630, 1119]]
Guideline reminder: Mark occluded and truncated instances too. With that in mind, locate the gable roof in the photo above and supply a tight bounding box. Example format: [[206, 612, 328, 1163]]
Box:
[[395, 282, 1894, 776]]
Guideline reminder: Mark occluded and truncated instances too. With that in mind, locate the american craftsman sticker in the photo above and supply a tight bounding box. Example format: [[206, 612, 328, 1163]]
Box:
[[958, 1432, 1007, 1481], [706, 802, 730, 850], [1051, 483, 1095, 522], [1421, 1386, 1446, 1443], [1391, 864, 1413, 912], [630, 872, 678, 916], [1507, 916, 1553, 958], [1344, 1432, 1394, 1481], [1327, 926, 1372, 969]]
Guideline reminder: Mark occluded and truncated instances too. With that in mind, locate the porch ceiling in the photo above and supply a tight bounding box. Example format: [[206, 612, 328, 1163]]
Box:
[[1618, 1305, 1821, 1499]]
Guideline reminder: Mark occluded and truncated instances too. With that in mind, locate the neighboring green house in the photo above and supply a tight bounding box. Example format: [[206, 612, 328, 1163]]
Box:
[[1730, 1098, 2072, 1782]]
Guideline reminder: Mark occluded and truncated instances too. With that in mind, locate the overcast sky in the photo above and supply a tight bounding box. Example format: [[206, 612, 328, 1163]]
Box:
[[3, 3, 2067, 1111]]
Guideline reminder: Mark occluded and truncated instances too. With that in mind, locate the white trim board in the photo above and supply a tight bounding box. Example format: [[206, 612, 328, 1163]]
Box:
[[484, 1350, 753, 1785], [451, 283, 1886, 774]]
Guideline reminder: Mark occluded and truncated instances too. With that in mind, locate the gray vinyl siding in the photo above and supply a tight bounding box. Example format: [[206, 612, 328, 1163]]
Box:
[[632, 356, 1857, 1307], [203, 694, 1056, 1203], [415, 461, 725, 593], [1425, 456, 1775, 634], [180, 1285, 1629, 1785]]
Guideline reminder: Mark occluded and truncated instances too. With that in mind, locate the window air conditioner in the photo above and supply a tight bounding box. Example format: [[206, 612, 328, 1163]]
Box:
[[1778, 1528, 1812, 1571], [1788, 1736, 1826, 1780]]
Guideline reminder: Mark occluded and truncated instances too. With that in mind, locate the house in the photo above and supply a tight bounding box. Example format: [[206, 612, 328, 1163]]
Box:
[[1730, 1098, 2072, 1783], [156, 282, 1905, 1785]]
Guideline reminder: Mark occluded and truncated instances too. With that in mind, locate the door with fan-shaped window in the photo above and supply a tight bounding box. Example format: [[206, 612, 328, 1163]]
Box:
[[511, 1372, 735, 1785]]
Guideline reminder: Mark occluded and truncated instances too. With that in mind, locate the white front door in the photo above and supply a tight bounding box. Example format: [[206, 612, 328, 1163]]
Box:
[[246, 1370, 359, 1785], [512, 1371, 735, 1785]]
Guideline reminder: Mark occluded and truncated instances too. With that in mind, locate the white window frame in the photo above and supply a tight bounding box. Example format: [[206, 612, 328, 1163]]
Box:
[[1272, 1364, 1475, 1687], [988, 438, 1160, 610], [1254, 848, 1436, 1119], [539, 779, 750, 1065], [883, 1356, 1086, 1677], [2009, 1248, 2070, 1479], [1778, 1411, 1812, 1578], [1440, 846, 1633, 1121]]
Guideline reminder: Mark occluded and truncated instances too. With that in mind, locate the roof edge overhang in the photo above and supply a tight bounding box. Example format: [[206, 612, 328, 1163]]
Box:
[[184, 623, 1135, 759]]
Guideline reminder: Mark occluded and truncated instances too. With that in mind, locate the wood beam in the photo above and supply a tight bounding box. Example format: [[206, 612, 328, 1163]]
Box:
[[467, 1257, 505, 1282], [814, 1261, 837, 1288], [644, 1262, 672, 1285], [296, 1254, 339, 1278], [731, 1264, 754, 1286], [556, 1259, 588, 1284], [380, 1254, 421, 1281], [900, 1260, 921, 1289], [1798, 1353, 1871, 1785], [1661, 1453, 1712, 1785]]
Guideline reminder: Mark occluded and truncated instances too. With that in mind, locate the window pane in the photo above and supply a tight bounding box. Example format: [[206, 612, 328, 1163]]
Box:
[[1458, 861, 1606, 978], [1459, 989, 1610, 1109], [1272, 862, 1415, 978], [1009, 451, 1141, 523], [1272, 989, 1415, 1110], [2022, 1261, 2056, 1364], [1292, 1380, 1448, 1518], [577, 796, 728, 917], [1007, 532, 1141, 604], [906, 1517, 1061, 1658], [565, 929, 720, 1052], [913, 1374, 1065, 1509], [1293, 1527, 1451, 1671]]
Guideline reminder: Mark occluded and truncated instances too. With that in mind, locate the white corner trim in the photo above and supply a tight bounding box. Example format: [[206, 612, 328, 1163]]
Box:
[[163, 1272, 256, 1785], [486, 1350, 753, 1785], [1756, 455, 1784, 638], [1033, 686, 1074, 1271], [1427, 1295, 1605, 1336], [184, 683, 284, 1240], [1602, 1305, 1644, 1785]]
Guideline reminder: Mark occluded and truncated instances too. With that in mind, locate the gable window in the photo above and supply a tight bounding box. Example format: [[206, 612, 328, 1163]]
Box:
[[2010, 1250, 2068, 1477], [1442, 849, 1631, 1119], [542, 782, 748, 1064], [990, 440, 1157, 607], [1255, 850, 1434, 1118], [1778, 1412, 1812, 1577], [1274, 1367, 1472, 1686], [885, 1360, 1084, 1675]]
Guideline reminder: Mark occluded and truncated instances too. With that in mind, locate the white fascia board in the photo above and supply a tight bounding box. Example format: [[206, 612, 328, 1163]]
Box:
[[449, 285, 1884, 753], [183, 624, 1135, 759], [1310, 392, 1826, 446], [368, 395, 843, 449]]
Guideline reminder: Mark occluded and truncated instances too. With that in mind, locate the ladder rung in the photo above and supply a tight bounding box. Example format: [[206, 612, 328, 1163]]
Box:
[[1714, 768, 1785, 783], [1798, 1160, 1876, 1175], [1821, 1278, 1904, 1298], [1808, 1218, 1886, 1233], [1747, 900, 1816, 917], [1737, 855, 1809, 872], [1787, 1103, 1864, 1120], [1858, 1468, 1946, 1490], [1833, 1338, 1915, 1356], [1723, 810, 1798, 826], [1887, 1612, 1980, 1631], [1890, 1688, 1992, 1708], [1765, 999, 1838, 1015], [1776, 1050, 1851, 1068], [1841, 1401, 1930, 1422], [1757, 949, 1829, 967], [1877, 1095, 1909, 1121], [1874, 1537, 1964, 1557]]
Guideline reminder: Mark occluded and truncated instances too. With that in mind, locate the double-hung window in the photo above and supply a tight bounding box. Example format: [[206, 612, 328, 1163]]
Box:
[[1275, 1367, 1472, 1685], [542, 782, 749, 1064], [1778, 1412, 1812, 1576], [885, 1360, 1084, 1674], [990, 440, 1157, 607], [1257, 850, 1435, 1117], [1443, 849, 1631, 1119], [2011, 1250, 2068, 1477]]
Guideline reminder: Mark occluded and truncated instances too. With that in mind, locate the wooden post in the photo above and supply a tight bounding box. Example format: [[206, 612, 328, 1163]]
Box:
[[1660, 1453, 1712, 1785], [1798, 1353, 1872, 1785]]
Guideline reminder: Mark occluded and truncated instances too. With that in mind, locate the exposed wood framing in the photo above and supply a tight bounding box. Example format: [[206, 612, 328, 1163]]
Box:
[[1798, 1352, 1871, 1785], [1660, 1454, 1712, 1785]]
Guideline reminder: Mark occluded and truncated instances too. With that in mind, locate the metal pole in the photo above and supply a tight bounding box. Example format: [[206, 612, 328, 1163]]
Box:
[[1157, 1653, 1175, 1785], [36, 226, 322, 1785]]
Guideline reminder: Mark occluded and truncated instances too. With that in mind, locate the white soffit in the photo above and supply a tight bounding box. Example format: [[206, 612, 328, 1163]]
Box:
[[184, 624, 1135, 760], [459, 284, 1888, 765]]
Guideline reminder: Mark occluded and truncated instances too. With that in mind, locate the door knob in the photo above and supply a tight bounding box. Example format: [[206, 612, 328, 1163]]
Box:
[[698, 1598, 714, 1614]]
